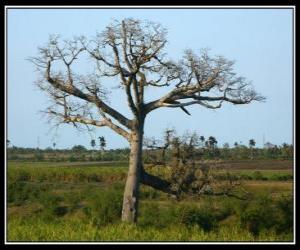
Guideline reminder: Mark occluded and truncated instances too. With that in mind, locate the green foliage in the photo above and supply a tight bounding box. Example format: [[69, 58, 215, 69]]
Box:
[[84, 187, 123, 226], [8, 181, 48, 205], [239, 194, 293, 236], [6, 161, 294, 242], [38, 193, 68, 219], [71, 145, 87, 151], [275, 195, 293, 233]]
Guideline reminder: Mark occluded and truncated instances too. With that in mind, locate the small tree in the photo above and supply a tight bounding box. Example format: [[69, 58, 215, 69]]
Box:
[[206, 136, 218, 158], [30, 18, 265, 223], [249, 139, 256, 160], [144, 130, 246, 199], [99, 136, 106, 151]]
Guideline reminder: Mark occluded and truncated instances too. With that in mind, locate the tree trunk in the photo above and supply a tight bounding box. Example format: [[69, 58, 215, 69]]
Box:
[[121, 121, 144, 223]]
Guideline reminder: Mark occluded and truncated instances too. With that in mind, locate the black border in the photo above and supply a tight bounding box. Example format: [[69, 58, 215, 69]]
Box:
[[2, 3, 296, 246]]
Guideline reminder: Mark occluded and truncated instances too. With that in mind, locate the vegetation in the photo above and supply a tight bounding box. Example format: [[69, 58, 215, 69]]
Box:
[[7, 161, 293, 242], [7, 140, 293, 162]]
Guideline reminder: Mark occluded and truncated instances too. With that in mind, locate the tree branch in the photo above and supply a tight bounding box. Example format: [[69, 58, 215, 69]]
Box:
[[45, 60, 133, 130], [47, 110, 130, 140], [140, 168, 178, 196]]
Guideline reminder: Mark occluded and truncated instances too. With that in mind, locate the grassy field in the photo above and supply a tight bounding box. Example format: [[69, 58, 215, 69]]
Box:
[[6, 160, 294, 242]]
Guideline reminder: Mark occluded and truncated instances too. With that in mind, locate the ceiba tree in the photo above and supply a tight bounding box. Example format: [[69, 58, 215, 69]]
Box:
[[30, 18, 265, 223]]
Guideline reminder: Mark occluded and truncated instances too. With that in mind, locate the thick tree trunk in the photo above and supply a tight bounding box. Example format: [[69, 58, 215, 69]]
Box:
[[121, 121, 144, 223]]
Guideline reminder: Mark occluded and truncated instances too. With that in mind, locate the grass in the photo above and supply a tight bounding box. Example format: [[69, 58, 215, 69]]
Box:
[[8, 218, 292, 242], [6, 160, 294, 242]]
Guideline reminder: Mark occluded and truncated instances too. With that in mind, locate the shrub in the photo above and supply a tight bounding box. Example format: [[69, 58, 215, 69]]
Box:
[[38, 193, 66, 219], [84, 188, 123, 226], [240, 195, 279, 236], [8, 181, 46, 205], [179, 205, 218, 232], [275, 195, 293, 234], [252, 171, 264, 180]]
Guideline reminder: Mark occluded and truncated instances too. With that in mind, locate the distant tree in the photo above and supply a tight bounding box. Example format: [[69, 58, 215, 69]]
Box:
[[207, 136, 218, 148], [6, 139, 11, 148], [206, 136, 218, 158], [72, 145, 87, 151], [53, 142, 56, 149], [199, 136, 205, 147], [99, 136, 106, 151], [249, 139, 256, 160], [280, 143, 293, 160], [249, 139, 256, 148], [91, 139, 96, 149]]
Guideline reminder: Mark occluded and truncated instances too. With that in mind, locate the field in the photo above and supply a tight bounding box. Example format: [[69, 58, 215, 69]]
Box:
[[6, 160, 294, 242]]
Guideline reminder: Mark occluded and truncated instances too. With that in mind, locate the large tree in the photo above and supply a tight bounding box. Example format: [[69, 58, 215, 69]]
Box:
[[30, 18, 265, 223]]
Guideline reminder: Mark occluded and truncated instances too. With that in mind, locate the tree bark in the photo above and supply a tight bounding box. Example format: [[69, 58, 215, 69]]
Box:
[[121, 120, 144, 223]]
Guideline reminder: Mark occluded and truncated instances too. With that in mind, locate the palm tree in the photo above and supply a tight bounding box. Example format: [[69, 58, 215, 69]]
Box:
[[206, 136, 218, 158], [91, 139, 96, 149], [91, 139, 96, 159], [99, 136, 106, 151], [249, 139, 256, 160], [207, 136, 217, 149], [199, 136, 205, 147]]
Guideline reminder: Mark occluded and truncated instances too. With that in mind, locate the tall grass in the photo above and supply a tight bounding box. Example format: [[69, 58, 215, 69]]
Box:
[[6, 162, 294, 242]]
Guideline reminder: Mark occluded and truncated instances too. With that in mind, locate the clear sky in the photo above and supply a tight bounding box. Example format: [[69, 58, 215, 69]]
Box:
[[6, 7, 294, 149]]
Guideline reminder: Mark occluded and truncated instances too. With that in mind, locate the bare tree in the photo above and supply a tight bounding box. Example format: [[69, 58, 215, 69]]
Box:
[[30, 18, 265, 223]]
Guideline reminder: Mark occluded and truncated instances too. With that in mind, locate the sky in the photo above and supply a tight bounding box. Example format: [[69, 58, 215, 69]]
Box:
[[6, 7, 294, 149]]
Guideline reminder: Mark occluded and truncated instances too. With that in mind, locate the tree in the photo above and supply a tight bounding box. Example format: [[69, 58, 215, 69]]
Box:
[[98, 136, 106, 151], [207, 136, 218, 149], [30, 18, 265, 223], [72, 145, 87, 151], [199, 136, 205, 147], [91, 139, 96, 149], [206, 136, 218, 158], [249, 139, 256, 160]]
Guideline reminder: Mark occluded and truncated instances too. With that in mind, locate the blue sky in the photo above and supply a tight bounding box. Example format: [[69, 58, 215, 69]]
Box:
[[6, 8, 294, 149]]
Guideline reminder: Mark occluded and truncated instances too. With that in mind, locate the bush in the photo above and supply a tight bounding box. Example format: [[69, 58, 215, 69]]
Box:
[[84, 188, 123, 226], [252, 171, 264, 180], [239, 194, 290, 236], [179, 205, 218, 232], [8, 181, 46, 205], [38, 193, 66, 219], [275, 195, 293, 233]]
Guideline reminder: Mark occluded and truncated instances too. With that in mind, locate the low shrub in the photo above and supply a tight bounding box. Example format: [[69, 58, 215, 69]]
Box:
[[239, 194, 293, 236], [84, 188, 123, 226]]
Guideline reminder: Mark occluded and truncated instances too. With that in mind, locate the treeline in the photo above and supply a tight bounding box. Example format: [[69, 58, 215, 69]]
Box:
[[7, 143, 293, 162], [7, 146, 130, 162]]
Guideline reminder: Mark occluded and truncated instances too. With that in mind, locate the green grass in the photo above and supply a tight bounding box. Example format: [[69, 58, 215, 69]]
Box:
[[6, 161, 294, 242], [8, 218, 292, 242]]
